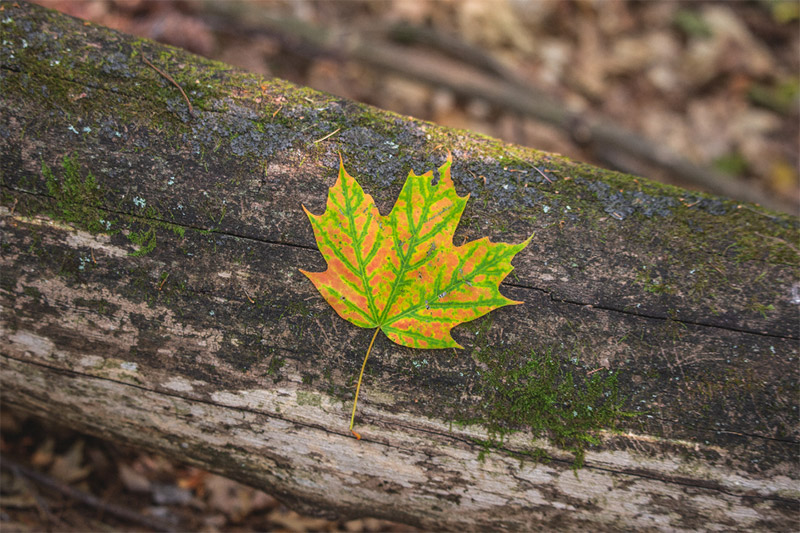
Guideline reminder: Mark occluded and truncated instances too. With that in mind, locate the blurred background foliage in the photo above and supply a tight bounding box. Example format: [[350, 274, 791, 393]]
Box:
[[2, 1, 798, 531]]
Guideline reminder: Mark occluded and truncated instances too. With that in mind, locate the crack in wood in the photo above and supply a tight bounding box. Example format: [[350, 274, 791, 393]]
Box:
[[3, 186, 795, 342]]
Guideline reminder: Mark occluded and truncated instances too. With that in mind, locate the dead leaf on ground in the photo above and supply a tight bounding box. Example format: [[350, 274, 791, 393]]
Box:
[[49, 439, 92, 484]]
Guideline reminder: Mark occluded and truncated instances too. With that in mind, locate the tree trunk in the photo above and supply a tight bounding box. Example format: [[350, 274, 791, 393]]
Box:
[[1, 3, 798, 531]]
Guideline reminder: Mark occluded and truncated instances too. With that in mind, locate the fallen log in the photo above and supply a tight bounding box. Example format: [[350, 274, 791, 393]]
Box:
[[1, 3, 798, 531]]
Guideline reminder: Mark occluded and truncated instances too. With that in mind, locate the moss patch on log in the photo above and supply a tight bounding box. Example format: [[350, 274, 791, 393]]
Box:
[[39, 154, 185, 256], [457, 338, 631, 467], [43, 155, 108, 233]]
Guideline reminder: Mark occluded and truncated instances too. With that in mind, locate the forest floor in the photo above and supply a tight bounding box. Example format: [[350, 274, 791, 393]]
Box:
[[1, 407, 416, 532], [2, 0, 799, 531]]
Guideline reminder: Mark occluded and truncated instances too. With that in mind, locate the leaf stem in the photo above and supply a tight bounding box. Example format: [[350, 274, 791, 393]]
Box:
[[350, 328, 380, 439]]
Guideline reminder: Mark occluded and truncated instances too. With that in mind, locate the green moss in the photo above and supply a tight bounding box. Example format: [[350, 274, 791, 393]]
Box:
[[22, 285, 42, 301], [127, 227, 157, 256], [747, 300, 775, 318], [635, 265, 677, 295], [39, 155, 187, 256], [43, 155, 108, 234], [266, 355, 286, 382], [460, 345, 631, 467], [732, 221, 799, 265], [125, 205, 185, 256], [280, 301, 312, 318]]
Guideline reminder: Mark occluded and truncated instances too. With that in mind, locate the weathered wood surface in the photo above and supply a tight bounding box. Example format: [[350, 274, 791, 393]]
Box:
[[1, 3, 798, 531]]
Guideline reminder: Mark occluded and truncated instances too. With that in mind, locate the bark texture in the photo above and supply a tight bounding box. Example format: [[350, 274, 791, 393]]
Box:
[[1, 3, 798, 531]]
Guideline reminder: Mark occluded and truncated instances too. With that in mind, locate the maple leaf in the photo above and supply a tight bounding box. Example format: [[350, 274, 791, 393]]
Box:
[[301, 154, 531, 437]]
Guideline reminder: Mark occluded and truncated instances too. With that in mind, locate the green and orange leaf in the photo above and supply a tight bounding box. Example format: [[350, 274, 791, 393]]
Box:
[[301, 154, 531, 349]]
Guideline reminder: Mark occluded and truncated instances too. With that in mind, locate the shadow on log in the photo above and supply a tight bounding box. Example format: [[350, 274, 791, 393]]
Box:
[[1, 3, 798, 531]]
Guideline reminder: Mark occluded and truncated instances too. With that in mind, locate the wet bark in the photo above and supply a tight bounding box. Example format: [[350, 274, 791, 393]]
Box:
[[1, 3, 798, 531]]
